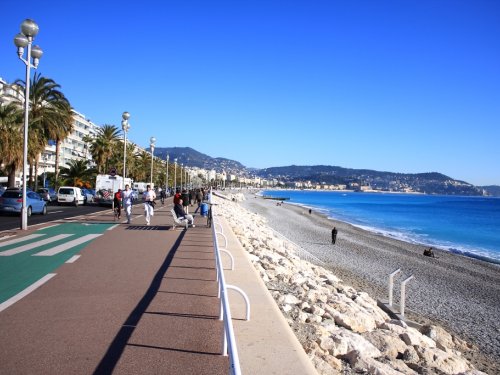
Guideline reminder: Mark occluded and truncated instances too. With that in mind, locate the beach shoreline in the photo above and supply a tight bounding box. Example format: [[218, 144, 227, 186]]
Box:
[[238, 191, 500, 374]]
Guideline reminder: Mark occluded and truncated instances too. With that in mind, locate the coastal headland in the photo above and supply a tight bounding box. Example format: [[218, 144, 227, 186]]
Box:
[[220, 191, 499, 374]]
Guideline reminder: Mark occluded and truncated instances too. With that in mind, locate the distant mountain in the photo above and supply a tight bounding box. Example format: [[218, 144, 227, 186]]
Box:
[[146, 147, 497, 196], [150, 147, 246, 174], [256, 165, 486, 196], [479, 185, 500, 197]]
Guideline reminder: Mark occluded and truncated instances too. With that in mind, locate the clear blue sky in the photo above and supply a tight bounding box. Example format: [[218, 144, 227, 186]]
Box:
[[1, 1, 499, 185]]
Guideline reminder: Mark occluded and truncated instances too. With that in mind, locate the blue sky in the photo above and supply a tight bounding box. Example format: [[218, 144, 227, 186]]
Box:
[[1, 1, 499, 185]]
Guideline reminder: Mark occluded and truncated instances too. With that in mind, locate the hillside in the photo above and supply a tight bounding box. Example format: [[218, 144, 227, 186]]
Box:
[[147, 147, 496, 196], [256, 165, 486, 196], [151, 147, 246, 175]]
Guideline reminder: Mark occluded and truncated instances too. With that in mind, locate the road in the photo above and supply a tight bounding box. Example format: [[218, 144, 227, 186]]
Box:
[[0, 202, 131, 232]]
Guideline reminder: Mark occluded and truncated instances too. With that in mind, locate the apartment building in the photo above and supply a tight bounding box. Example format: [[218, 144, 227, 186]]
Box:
[[1, 77, 100, 183]]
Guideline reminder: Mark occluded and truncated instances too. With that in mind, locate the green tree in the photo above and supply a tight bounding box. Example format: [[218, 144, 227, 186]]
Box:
[[0, 103, 23, 187], [13, 73, 73, 188], [133, 150, 151, 183], [59, 159, 96, 187], [89, 124, 121, 174]]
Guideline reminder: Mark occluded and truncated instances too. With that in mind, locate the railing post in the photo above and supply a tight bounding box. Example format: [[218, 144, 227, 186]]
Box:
[[400, 275, 414, 317], [388, 268, 401, 307]]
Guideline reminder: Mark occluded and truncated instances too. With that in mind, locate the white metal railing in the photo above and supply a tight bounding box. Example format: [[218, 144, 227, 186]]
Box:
[[385, 269, 414, 318], [209, 192, 250, 375]]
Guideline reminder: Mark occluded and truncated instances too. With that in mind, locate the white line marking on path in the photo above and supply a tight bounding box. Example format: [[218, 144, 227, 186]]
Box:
[[0, 234, 72, 256], [0, 234, 17, 242], [48, 210, 64, 214], [37, 224, 60, 230], [0, 234, 45, 248], [107, 224, 119, 231], [0, 273, 56, 312], [65, 255, 81, 263], [33, 234, 102, 256]]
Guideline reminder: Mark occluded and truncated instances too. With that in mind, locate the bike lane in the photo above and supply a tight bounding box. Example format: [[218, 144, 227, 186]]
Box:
[[0, 222, 114, 306]]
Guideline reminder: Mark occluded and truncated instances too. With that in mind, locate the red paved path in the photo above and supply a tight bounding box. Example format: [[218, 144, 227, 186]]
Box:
[[0, 201, 229, 374]]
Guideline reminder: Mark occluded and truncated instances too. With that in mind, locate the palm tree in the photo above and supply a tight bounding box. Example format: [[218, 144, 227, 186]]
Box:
[[133, 150, 151, 182], [0, 103, 23, 187], [59, 159, 95, 187], [89, 124, 121, 174], [12, 73, 73, 187]]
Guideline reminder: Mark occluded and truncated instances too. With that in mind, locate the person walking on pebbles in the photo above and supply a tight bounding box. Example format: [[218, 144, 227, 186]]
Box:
[[332, 227, 338, 244]]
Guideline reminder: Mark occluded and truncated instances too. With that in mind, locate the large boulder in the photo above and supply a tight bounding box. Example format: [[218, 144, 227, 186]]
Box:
[[330, 327, 381, 358]]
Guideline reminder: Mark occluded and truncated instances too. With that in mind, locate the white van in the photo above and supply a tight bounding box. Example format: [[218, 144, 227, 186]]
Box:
[[57, 186, 85, 206]]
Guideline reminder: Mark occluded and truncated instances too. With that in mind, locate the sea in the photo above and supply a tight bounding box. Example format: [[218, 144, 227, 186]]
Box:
[[261, 190, 500, 264]]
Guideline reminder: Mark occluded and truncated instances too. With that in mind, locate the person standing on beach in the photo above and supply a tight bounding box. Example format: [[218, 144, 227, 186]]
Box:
[[143, 185, 156, 225], [309, 208, 312, 214], [332, 227, 338, 244]]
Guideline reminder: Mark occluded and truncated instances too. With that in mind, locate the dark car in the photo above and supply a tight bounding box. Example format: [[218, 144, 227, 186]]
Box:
[[37, 188, 57, 202], [0, 188, 47, 216], [94, 189, 113, 206], [81, 188, 95, 205]]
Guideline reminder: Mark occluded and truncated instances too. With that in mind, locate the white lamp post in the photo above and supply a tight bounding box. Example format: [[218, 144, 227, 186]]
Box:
[[166, 154, 169, 192], [174, 158, 177, 192], [149, 137, 156, 186], [121, 111, 130, 188], [42, 154, 47, 188], [14, 19, 43, 230], [180, 163, 183, 190]]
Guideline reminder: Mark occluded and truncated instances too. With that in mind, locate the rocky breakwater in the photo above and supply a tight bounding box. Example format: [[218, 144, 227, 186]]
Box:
[[214, 194, 486, 375]]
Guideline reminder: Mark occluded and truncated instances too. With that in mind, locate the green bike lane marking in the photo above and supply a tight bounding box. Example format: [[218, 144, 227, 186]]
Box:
[[0, 222, 115, 305]]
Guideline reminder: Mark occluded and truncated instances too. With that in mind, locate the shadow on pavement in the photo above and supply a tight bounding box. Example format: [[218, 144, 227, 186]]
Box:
[[92, 230, 186, 374]]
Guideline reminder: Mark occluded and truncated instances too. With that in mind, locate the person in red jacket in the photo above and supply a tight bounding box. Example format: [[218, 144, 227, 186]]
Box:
[[173, 188, 182, 205], [113, 189, 122, 219]]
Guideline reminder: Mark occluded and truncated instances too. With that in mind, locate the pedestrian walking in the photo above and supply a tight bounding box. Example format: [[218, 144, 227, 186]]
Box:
[[143, 185, 156, 225], [113, 190, 122, 220], [181, 189, 190, 214], [332, 227, 338, 244], [122, 184, 133, 224]]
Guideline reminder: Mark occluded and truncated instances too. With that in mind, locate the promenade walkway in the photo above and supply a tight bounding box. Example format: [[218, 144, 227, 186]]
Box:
[[0, 198, 317, 374]]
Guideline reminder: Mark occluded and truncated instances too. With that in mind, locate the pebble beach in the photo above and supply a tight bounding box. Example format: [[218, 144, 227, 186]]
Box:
[[216, 191, 500, 374]]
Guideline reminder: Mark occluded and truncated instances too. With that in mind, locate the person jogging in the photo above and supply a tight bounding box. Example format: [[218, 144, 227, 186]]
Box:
[[143, 185, 156, 226], [113, 189, 122, 220], [122, 184, 133, 224]]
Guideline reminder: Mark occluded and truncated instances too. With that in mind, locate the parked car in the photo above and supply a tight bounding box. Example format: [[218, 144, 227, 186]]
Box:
[[57, 186, 85, 206], [131, 189, 139, 201], [0, 188, 47, 216], [37, 188, 58, 202], [94, 189, 113, 206], [81, 188, 95, 205]]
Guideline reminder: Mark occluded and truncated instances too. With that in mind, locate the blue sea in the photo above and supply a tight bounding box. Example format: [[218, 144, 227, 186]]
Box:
[[262, 190, 500, 264]]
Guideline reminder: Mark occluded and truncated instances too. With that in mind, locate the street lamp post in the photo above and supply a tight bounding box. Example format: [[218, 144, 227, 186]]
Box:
[[180, 163, 183, 190], [42, 154, 47, 188], [14, 19, 43, 230], [166, 154, 169, 192], [121, 112, 130, 189], [174, 158, 178, 192], [149, 137, 156, 186]]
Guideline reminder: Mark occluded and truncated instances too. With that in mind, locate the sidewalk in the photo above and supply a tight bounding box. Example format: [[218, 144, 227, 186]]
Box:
[[0, 200, 317, 374], [0, 202, 228, 374], [217, 212, 318, 375]]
